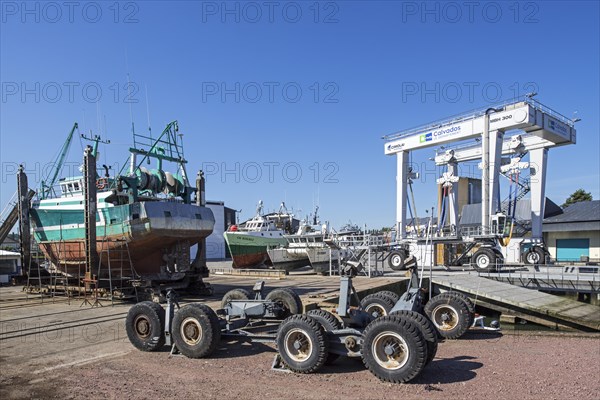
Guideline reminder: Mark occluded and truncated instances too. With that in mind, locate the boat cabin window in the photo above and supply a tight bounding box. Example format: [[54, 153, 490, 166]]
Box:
[[73, 182, 80, 191]]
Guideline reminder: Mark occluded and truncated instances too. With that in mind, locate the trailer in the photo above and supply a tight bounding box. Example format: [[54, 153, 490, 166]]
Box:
[[125, 264, 479, 383]]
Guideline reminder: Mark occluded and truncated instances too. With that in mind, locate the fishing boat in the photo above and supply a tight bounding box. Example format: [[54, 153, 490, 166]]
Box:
[[265, 245, 310, 272], [28, 121, 215, 291], [285, 219, 339, 275], [223, 201, 295, 268]]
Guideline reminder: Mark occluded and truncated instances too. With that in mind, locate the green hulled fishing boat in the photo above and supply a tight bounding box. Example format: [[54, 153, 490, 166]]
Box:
[[223, 201, 294, 268], [30, 121, 215, 287]]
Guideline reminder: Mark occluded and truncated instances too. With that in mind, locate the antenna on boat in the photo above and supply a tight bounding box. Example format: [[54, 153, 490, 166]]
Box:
[[81, 132, 111, 160], [127, 72, 135, 135], [145, 84, 152, 139], [125, 48, 135, 135], [96, 101, 101, 135]]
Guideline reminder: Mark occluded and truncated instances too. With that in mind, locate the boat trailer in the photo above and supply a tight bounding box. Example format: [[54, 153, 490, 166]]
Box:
[[125, 265, 486, 383]]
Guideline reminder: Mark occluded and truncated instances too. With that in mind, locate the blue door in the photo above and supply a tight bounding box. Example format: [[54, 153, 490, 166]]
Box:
[[556, 239, 590, 261]]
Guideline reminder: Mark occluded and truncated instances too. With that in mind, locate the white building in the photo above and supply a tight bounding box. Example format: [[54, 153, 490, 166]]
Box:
[[0, 250, 21, 284], [205, 201, 236, 260]]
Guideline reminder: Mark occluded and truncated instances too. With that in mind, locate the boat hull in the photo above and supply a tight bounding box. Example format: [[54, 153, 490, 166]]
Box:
[[223, 231, 287, 269], [31, 200, 215, 277], [266, 247, 310, 272], [306, 247, 339, 275]]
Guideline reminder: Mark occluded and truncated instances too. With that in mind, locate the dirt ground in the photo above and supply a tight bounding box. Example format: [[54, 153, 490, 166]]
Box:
[[1, 269, 599, 400], [2, 331, 599, 400]]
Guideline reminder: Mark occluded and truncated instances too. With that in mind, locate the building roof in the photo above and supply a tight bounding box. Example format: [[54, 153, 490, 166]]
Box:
[[0, 249, 21, 257], [459, 198, 561, 226], [1, 233, 19, 244], [543, 200, 600, 224]]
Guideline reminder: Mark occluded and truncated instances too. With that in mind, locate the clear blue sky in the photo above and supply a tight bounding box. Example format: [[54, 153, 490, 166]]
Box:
[[1, 1, 599, 228]]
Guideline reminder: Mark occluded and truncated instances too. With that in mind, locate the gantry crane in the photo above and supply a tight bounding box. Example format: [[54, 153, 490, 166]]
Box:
[[384, 96, 578, 269]]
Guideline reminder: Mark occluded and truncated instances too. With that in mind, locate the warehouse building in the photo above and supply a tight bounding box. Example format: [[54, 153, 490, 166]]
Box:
[[543, 200, 600, 262]]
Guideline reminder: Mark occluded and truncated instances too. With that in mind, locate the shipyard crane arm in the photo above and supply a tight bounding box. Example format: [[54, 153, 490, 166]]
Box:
[[41, 122, 79, 199]]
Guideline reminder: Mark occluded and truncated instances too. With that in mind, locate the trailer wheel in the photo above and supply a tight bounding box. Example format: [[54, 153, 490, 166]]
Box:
[[362, 315, 427, 383], [424, 294, 471, 339], [276, 314, 328, 373], [442, 292, 475, 327], [524, 246, 545, 265], [172, 303, 221, 358], [388, 251, 406, 271], [220, 288, 253, 308], [377, 290, 400, 303], [126, 301, 165, 352], [306, 309, 343, 364], [471, 248, 497, 272], [266, 288, 303, 318], [390, 310, 438, 365], [361, 293, 396, 319]]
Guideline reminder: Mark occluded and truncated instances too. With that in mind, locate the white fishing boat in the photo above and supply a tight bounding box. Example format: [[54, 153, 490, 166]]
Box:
[[282, 208, 340, 275]]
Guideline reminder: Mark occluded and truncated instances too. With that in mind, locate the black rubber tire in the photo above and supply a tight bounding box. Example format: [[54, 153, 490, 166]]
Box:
[[171, 303, 221, 358], [266, 288, 303, 318], [387, 250, 406, 271], [471, 248, 497, 272], [220, 288, 253, 309], [442, 292, 475, 327], [361, 315, 427, 383], [125, 301, 165, 352], [424, 293, 471, 339], [377, 290, 400, 303], [390, 310, 438, 365], [524, 246, 546, 265], [276, 314, 328, 373], [306, 309, 343, 365], [361, 293, 396, 318]]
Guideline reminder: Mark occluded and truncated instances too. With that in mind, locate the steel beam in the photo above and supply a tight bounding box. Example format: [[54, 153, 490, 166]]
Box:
[[529, 148, 548, 240], [396, 151, 409, 239]]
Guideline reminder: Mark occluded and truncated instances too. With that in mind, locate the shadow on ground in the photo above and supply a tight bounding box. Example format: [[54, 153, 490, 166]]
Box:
[[413, 355, 482, 384]]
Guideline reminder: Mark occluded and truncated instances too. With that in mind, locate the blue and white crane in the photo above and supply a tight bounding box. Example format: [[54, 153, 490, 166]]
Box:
[[384, 96, 578, 269]]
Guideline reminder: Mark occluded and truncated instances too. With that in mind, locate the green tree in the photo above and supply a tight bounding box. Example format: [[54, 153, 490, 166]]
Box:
[[562, 189, 593, 208]]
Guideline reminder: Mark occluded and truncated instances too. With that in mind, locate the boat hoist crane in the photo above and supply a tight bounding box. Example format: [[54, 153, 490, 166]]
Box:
[[384, 96, 578, 269]]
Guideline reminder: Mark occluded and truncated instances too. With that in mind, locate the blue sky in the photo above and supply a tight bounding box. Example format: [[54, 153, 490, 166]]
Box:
[[1, 1, 599, 228]]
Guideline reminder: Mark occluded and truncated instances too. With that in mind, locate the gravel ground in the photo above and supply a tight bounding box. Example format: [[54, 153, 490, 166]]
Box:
[[3, 332, 599, 400]]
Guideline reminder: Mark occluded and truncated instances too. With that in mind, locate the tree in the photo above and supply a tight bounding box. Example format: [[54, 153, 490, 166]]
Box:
[[562, 189, 593, 208]]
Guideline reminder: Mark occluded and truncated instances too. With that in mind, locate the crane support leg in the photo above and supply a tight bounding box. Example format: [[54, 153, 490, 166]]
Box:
[[447, 162, 459, 228], [488, 130, 504, 216], [529, 148, 548, 241], [396, 151, 409, 239]]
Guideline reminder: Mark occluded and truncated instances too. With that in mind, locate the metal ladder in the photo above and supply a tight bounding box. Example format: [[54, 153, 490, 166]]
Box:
[[96, 235, 139, 306]]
